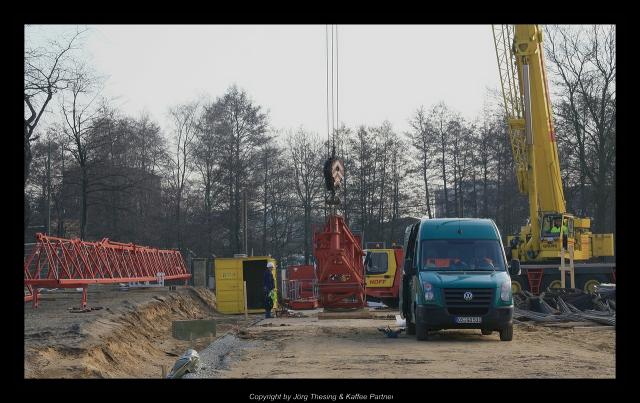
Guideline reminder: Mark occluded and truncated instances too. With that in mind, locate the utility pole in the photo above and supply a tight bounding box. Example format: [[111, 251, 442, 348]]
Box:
[[244, 190, 248, 255]]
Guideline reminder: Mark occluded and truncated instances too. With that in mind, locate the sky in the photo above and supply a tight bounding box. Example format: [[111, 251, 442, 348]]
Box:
[[27, 24, 504, 139]]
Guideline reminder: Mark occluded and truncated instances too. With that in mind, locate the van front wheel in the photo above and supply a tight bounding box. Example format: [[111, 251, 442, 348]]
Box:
[[406, 318, 416, 335], [416, 320, 429, 341], [499, 324, 513, 341]]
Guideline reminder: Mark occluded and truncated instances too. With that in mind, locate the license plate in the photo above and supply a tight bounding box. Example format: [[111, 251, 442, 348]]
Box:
[[455, 316, 482, 324]]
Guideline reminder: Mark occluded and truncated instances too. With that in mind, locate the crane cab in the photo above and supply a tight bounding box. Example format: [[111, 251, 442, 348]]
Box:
[[540, 213, 575, 255], [507, 212, 615, 295], [509, 213, 600, 262]]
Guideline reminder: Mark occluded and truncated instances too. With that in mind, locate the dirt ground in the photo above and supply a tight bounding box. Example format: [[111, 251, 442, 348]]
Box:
[[219, 313, 616, 378], [24, 285, 256, 378], [24, 287, 615, 378]]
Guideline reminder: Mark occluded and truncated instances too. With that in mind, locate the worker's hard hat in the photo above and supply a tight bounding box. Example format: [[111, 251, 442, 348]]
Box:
[[266, 262, 274, 268]]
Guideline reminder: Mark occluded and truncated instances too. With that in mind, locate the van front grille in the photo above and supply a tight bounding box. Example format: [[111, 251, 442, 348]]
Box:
[[443, 288, 493, 316]]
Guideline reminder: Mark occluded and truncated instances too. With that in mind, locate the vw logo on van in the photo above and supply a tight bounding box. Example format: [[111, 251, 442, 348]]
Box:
[[463, 291, 473, 301]]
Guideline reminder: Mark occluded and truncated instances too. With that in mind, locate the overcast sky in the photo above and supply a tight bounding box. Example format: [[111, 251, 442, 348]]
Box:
[[28, 25, 504, 139]]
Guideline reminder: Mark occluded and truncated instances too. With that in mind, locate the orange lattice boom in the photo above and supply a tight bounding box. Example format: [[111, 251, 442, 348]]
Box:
[[24, 233, 191, 308]]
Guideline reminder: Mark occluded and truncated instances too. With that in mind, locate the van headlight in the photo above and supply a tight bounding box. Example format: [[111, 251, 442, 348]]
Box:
[[423, 282, 434, 301], [500, 281, 512, 302]]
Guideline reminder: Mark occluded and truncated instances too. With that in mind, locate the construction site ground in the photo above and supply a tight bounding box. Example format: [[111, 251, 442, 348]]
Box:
[[24, 286, 615, 378], [24, 285, 255, 378]]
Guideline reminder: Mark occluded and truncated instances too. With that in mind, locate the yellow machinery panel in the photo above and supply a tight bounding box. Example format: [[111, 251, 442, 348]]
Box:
[[591, 234, 615, 257], [214, 256, 278, 314], [574, 218, 591, 229], [365, 249, 396, 288]]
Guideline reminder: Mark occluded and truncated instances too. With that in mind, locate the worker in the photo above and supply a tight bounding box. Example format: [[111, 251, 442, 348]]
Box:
[[263, 262, 275, 318], [550, 218, 568, 235]]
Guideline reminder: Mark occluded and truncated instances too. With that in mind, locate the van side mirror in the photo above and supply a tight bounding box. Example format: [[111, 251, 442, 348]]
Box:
[[509, 259, 521, 276]]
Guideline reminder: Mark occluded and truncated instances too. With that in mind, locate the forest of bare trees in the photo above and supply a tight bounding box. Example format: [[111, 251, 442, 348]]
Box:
[[24, 25, 616, 265]]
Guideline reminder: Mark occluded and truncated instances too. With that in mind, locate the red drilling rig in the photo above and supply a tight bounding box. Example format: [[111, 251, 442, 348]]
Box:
[[313, 149, 366, 310]]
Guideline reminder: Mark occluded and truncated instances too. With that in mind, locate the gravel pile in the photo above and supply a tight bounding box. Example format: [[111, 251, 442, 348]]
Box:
[[183, 333, 258, 378]]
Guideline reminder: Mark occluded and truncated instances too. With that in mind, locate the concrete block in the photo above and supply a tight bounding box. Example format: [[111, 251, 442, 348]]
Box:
[[172, 319, 217, 340]]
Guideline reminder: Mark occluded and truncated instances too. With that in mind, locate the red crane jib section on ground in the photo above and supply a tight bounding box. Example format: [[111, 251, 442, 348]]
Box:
[[313, 215, 366, 310], [24, 233, 191, 308]]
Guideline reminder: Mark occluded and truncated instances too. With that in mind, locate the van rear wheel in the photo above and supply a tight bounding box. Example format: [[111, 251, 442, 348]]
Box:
[[499, 324, 513, 341]]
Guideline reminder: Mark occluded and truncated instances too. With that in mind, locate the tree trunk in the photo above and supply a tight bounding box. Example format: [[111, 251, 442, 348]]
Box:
[[593, 171, 608, 233], [472, 172, 478, 217], [422, 160, 432, 219], [441, 139, 449, 217], [80, 168, 88, 240], [205, 182, 212, 257], [234, 176, 241, 253], [24, 129, 32, 189], [482, 165, 489, 218], [453, 155, 459, 217], [262, 152, 268, 255], [24, 197, 31, 238], [304, 206, 310, 265]]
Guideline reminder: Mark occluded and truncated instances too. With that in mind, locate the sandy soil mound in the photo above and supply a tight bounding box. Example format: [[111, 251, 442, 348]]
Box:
[[24, 286, 232, 378]]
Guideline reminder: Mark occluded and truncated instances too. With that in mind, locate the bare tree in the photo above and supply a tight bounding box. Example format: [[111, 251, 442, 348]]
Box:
[[430, 102, 453, 217], [24, 27, 85, 231], [477, 106, 499, 218], [449, 118, 473, 217], [544, 24, 616, 232], [387, 134, 407, 242], [407, 106, 435, 218], [264, 139, 298, 261], [191, 104, 224, 256], [167, 100, 200, 250], [59, 61, 103, 239], [207, 85, 270, 253], [288, 128, 325, 264]]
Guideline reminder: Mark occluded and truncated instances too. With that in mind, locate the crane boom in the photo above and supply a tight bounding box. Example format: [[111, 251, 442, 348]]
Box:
[[493, 25, 566, 213], [492, 25, 528, 194]]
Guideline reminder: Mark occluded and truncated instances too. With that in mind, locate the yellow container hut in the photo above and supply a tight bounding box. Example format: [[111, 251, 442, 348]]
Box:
[[214, 255, 278, 314]]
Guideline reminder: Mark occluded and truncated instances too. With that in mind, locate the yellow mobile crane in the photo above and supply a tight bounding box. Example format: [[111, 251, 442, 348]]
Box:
[[492, 25, 615, 294]]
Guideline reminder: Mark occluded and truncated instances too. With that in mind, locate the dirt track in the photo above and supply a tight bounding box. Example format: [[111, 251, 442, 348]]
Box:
[[210, 314, 615, 378]]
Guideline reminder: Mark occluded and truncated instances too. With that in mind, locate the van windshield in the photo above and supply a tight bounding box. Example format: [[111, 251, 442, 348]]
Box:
[[420, 240, 506, 271]]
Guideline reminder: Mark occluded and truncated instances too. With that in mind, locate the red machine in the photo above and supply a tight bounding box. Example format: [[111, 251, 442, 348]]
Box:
[[313, 215, 366, 310], [284, 264, 320, 310], [24, 233, 191, 308]]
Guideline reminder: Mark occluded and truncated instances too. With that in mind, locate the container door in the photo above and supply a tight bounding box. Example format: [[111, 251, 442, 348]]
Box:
[[215, 260, 243, 314]]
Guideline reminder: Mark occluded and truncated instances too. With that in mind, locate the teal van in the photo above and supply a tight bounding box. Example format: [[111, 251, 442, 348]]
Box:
[[399, 218, 521, 341]]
